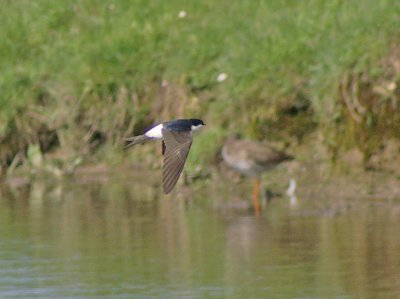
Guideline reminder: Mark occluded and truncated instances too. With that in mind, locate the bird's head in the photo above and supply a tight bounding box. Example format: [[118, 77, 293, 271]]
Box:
[[190, 119, 206, 132]]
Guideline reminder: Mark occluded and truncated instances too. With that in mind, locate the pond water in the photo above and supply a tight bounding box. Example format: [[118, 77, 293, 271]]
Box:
[[1, 176, 400, 298]]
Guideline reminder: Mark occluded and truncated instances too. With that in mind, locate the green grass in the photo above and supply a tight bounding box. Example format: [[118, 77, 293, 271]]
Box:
[[1, 0, 399, 169]]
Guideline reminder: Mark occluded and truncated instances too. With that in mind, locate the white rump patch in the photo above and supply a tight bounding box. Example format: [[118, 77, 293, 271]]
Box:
[[145, 124, 163, 139]]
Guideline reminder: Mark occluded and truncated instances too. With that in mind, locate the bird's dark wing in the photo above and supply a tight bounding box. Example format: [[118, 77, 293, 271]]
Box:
[[162, 128, 192, 194], [162, 140, 166, 155], [253, 148, 293, 166]]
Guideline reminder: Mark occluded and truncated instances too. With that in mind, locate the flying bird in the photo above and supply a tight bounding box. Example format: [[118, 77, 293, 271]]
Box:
[[126, 118, 205, 194], [222, 137, 293, 216]]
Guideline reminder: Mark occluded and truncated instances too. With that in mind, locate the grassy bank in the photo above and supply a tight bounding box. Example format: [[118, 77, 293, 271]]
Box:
[[1, 0, 399, 174]]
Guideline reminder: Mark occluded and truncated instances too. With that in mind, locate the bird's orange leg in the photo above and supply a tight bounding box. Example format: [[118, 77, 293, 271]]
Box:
[[252, 178, 260, 217]]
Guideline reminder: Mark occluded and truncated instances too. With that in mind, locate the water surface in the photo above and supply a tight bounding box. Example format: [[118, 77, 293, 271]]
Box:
[[1, 178, 400, 298]]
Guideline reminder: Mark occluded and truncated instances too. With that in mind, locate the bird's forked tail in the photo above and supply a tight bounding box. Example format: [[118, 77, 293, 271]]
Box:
[[125, 134, 151, 148]]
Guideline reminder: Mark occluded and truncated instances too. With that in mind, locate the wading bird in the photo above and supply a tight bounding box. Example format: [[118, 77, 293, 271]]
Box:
[[126, 118, 205, 194], [222, 137, 293, 216]]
